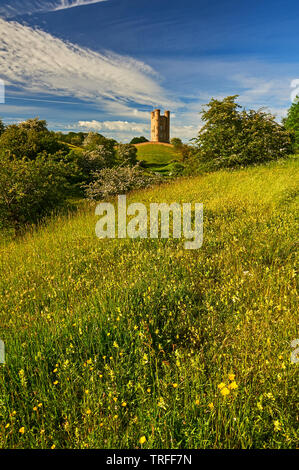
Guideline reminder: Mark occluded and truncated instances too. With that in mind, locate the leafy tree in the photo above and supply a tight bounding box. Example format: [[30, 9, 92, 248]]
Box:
[[170, 137, 183, 148], [56, 131, 88, 146], [0, 119, 5, 136], [0, 117, 68, 160], [83, 132, 117, 150], [77, 146, 115, 183], [130, 136, 149, 144], [283, 97, 299, 152], [0, 153, 71, 230], [116, 144, 137, 166], [193, 96, 292, 169]]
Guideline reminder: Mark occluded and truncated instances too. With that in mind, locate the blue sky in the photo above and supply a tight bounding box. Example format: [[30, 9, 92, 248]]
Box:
[[0, 0, 298, 141]]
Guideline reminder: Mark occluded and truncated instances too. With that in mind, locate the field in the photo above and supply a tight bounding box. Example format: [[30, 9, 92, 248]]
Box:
[[0, 156, 298, 448], [135, 143, 181, 174]]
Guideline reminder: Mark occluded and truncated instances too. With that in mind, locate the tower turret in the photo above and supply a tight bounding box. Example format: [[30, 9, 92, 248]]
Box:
[[151, 109, 170, 143]]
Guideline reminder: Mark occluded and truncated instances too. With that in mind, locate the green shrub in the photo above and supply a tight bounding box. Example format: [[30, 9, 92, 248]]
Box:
[[0, 153, 71, 230], [0, 119, 4, 136], [283, 97, 299, 152], [0, 118, 68, 160], [192, 96, 292, 169], [130, 136, 149, 144], [170, 137, 183, 148], [83, 131, 117, 151], [84, 165, 162, 200], [116, 143, 138, 166], [76, 146, 116, 183]]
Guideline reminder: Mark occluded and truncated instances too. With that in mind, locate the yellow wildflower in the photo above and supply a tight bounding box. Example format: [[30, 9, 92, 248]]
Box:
[[274, 420, 281, 432], [172, 383, 178, 388], [228, 381, 238, 390], [19, 427, 25, 434], [228, 373, 235, 381], [220, 387, 230, 396], [208, 402, 214, 410], [139, 436, 146, 445], [218, 382, 226, 390]]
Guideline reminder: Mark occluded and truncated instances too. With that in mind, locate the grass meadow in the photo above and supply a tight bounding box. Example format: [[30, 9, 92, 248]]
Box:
[[0, 156, 298, 449]]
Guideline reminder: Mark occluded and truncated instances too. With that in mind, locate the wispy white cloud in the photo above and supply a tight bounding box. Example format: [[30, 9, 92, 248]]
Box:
[[78, 120, 148, 134], [0, 1, 107, 18], [0, 19, 174, 117]]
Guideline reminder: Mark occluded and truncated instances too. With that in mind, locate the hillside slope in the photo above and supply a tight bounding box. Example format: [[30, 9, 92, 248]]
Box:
[[135, 142, 179, 163], [0, 157, 298, 448]]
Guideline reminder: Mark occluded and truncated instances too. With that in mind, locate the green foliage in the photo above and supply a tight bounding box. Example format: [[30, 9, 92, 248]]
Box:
[[0, 153, 71, 229], [56, 131, 87, 147], [283, 98, 299, 152], [83, 132, 117, 151], [130, 136, 149, 144], [193, 96, 292, 169], [76, 146, 116, 184], [0, 118, 68, 160], [116, 143, 138, 166], [84, 165, 162, 200], [0, 119, 4, 136], [170, 137, 183, 148]]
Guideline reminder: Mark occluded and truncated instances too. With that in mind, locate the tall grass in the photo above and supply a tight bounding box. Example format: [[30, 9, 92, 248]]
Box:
[[0, 157, 298, 448]]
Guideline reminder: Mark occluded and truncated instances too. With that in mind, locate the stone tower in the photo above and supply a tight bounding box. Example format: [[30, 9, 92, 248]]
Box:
[[151, 109, 170, 143]]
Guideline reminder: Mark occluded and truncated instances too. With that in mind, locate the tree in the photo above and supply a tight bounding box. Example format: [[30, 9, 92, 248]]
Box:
[[0, 118, 68, 160], [116, 144, 137, 166], [130, 136, 149, 144], [193, 96, 292, 169], [170, 137, 183, 148], [283, 97, 299, 152], [77, 146, 115, 183], [0, 153, 70, 230], [0, 119, 5, 136], [83, 132, 116, 150]]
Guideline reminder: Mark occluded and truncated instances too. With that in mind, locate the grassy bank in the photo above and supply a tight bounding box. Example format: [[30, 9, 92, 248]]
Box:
[[0, 156, 298, 448]]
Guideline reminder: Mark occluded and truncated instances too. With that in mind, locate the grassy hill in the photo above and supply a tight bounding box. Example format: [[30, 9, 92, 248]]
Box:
[[0, 157, 298, 448], [135, 143, 179, 164], [135, 142, 180, 174]]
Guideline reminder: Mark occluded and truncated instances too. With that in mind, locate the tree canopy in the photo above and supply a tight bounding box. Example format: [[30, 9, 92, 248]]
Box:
[[283, 98, 299, 152]]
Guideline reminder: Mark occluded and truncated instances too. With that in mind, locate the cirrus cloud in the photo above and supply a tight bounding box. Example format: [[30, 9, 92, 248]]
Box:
[[0, 18, 174, 116], [0, 1, 108, 18]]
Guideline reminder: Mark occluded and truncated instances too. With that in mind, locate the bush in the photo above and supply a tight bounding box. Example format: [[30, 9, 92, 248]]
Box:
[[0, 118, 68, 160], [0, 119, 4, 136], [170, 137, 183, 148], [116, 144, 138, 166], [77, 146, 116, 183], [0, 153, 71, 230], [192, 96, 292, 169], [283, 98, 299, 152], [84, 165, 162, 201], [130, 136, 149, 144], [83, 132, 116, 150]]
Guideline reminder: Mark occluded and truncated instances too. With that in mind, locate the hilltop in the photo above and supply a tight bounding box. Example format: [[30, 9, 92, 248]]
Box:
[[135, 142, 181, 174]]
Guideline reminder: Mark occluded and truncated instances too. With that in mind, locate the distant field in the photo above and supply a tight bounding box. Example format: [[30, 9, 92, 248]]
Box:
[[0, 156, 298, 449]]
